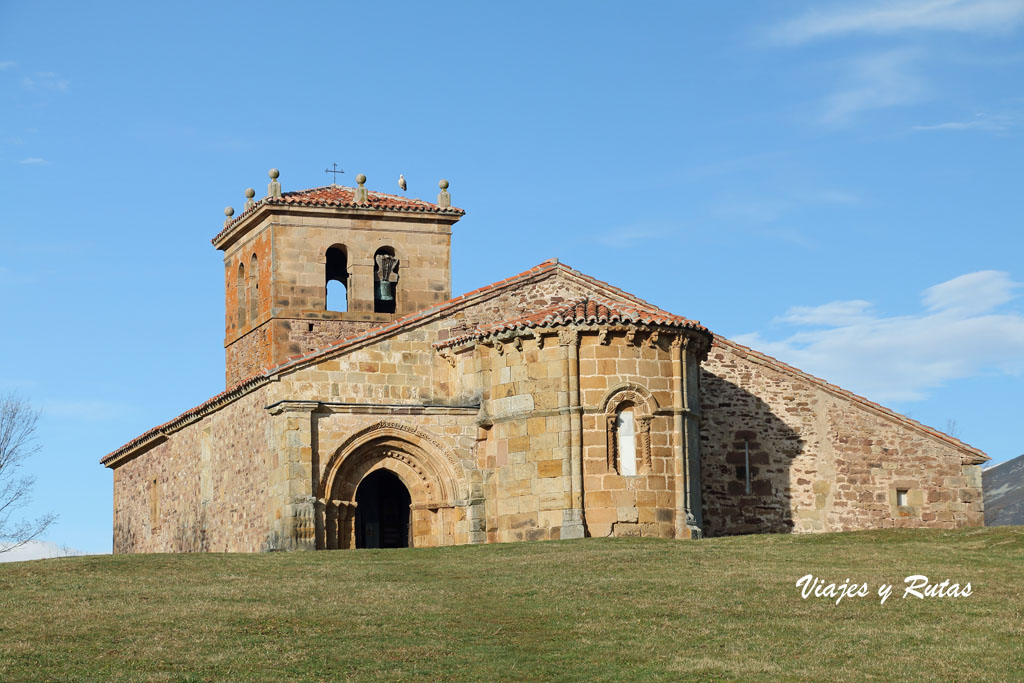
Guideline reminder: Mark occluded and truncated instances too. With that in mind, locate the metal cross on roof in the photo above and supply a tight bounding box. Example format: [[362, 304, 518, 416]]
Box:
[[324, 162, 344, 185]]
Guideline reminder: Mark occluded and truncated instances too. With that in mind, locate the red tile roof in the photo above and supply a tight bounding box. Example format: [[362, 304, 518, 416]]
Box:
[[212, 184, 464, 245], [436, 296, 709, 349]]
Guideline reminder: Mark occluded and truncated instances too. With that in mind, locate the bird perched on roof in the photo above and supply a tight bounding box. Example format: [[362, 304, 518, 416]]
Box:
[[398, 174, 407, 191]]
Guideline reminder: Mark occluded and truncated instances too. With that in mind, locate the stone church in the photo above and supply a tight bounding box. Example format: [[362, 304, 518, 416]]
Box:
[[102, 170, 988, 553]]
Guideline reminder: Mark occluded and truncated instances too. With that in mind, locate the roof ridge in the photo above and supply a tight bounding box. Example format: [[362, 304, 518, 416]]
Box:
[[436, 291, 708, 350], [211, 184, 464, 245], [713, 336, 988, 463]]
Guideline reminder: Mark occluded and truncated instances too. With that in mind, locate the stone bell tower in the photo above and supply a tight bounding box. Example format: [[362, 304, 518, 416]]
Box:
[[212, 169, 464, 387]]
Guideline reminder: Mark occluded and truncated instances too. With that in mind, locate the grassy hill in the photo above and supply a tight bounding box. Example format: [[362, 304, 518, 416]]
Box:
[[1, 528, 1022, 681]]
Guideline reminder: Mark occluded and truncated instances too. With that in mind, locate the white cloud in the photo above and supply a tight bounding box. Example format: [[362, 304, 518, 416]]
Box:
[[912, 112, 1017, 131], [773, 0, 1024, 44], [22, 71, 69, 92], [0, 266, 38, 285], [923, 270, 1019, 313], [822, 49, 927, 124], [776, 299, 875, 326], [734, 270, 1024, 403], [0, 61, 15, 71], [0, 541, 88, 563], [714, 188, 860, 224], [18, 157, 47, 165], [596, 226, 673, 248]]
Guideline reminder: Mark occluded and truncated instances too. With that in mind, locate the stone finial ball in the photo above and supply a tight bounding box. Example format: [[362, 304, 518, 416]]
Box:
[[224, 206, 235, 217], [245, 188, 255, 198], [356, 173, 367, 184], [439, 179, 449, 190], [269, 168, 280, 179]]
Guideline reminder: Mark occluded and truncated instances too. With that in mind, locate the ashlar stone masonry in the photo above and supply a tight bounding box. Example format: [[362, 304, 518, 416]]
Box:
[[103, 170, 987, 553]]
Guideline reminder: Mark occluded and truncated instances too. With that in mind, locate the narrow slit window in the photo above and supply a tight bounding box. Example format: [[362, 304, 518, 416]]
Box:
[[249, 254, 259, 322], [236, 262, 246, 327], [616, 409, 637, 476], [896, 489, 909, 506]]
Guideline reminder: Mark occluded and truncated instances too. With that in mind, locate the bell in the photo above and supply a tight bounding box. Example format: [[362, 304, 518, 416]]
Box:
[[378, 280, 394, 301]]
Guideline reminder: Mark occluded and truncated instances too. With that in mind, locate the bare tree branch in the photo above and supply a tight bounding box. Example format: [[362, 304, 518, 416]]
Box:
[[0, 392, 55, 553]]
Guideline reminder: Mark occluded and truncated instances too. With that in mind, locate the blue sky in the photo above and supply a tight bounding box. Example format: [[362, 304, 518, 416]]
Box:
[[2, 1, 1022, 554]]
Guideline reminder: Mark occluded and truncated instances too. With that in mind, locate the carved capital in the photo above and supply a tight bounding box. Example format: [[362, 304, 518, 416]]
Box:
[[557, 328, 579, 347]]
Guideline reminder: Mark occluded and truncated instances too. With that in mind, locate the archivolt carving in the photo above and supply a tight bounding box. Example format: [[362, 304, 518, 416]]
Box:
[[319, 421, 469, 504], [599, 382, 660, 415], [344, 448, 436, 501]]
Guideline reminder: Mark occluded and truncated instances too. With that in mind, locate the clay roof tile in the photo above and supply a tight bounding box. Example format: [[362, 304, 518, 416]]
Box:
[[212, 184, 464, 244], [434, 295, 709, 349]]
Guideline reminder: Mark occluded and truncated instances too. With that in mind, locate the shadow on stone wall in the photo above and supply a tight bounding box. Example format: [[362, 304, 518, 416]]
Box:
[[113, 518, 137, 554], [699, 370, 805, 537], [171, 507, 211, 553]]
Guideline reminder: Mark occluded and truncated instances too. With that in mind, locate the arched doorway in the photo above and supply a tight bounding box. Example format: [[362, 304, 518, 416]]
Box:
[[354, 469, 411, 549], [318, 423, 475, 550]]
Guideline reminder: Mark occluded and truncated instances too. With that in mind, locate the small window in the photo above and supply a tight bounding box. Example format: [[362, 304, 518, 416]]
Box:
[[149, 478, 160, 529], [248, 253, 259, 322], [616, 409, 637, 476], [896, 489, 909, 507], [236, 262, 246, 327]]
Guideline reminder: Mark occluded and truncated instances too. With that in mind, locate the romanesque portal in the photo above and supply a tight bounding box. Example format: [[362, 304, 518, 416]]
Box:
[[319, 428, 473, 549]]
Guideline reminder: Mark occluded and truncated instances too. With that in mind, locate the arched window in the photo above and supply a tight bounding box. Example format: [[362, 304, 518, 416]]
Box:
[[615, 406, 638, 476], [248, 254, 259, 323], [603, 386, 655, 475], [326, 246, 348, 312], [236, 262, 246, 327], [373, 246, 398, 314]]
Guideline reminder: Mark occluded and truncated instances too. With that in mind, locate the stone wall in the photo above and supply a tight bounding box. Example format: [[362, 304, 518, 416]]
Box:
[[458, 324, 703, 543], [699, 339, 985, 536], [578, 332, 680, 539], [112, 387, 273, 553], [470, 334, 573, 543], [224, 323, 271, 387]]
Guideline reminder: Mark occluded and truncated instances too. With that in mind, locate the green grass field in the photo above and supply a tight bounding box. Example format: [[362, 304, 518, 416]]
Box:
[[1, 527, 1022, 681]]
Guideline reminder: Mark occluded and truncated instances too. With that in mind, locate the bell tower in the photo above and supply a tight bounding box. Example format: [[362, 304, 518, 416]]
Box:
[[212, 170, 464, 387]]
